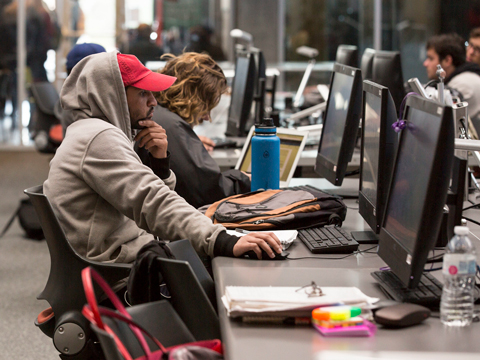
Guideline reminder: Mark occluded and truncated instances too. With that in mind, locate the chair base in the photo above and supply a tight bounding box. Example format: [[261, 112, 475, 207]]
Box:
[[58, 339, 105, 360]]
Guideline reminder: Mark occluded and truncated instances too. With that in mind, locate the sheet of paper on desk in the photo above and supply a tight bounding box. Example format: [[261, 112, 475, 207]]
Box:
[[226, 229, 297, 250], [222, 286, 378, 318]]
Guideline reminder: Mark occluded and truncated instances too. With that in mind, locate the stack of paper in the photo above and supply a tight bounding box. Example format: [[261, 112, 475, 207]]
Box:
[[222, 286, 378, 318], [226, 229, 297, 250]]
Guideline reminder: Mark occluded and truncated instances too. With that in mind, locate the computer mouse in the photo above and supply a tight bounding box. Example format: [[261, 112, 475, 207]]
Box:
[[244, 247, 289, 260], [366, 299, 402, 315], [374, 303, 431, 328]]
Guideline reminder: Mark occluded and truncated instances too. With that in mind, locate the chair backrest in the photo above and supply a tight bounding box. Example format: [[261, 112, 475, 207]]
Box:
[[94, 300, 196, 359], [156, 257, 221, 341], [30, 81, 59, 115], [167, 239, 217, 308], [24, 185, 131, 323]]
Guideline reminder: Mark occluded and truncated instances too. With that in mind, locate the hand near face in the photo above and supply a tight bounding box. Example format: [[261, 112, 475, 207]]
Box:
[[135, 120, 168, 159], [198, 135, 215, 152], [232, 232, 282, 259]]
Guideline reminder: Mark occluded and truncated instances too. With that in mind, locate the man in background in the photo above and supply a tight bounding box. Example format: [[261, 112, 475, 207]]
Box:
[[424, 33, 480, 130], [466, 27, 480, 66], [124, 23, 163, 65]]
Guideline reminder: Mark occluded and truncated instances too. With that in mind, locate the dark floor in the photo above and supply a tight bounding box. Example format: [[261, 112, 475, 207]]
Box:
[[0, 148, 59, 359]]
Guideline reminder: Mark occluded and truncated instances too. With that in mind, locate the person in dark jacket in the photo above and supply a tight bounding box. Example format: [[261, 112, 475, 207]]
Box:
[[185, 25, 226, 62], [125, 23, 163, 65], [136, 52, 251, 208]]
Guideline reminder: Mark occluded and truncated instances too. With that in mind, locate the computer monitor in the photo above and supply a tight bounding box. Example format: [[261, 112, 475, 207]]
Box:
[[371, 50, 405, 114], [376, 95, 454, 289], [314, 63, 363, 186], [225, 51, 256, 137], [252, 50, 267, 124], [353, 81, 398, 243], [360, 48, 375, 81], [235, 126, 309, 188], [335, 45, 358, 68]]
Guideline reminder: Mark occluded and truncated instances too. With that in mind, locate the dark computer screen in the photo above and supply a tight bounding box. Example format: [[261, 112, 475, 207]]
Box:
[[357, 81, 398, 239], [225, 52, 256, 136], [335, 45, 358, 68], [377, 95, 454, 289], [360, 48, 375, 81], [252, 50, 267, 124], [372, 50, 405, 114], [315, 63, 362, 186], [361, 92, 381, 206]]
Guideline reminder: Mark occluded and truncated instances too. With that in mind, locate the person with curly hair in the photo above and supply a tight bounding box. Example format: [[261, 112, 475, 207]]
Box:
[[135, 52, 251, 208]]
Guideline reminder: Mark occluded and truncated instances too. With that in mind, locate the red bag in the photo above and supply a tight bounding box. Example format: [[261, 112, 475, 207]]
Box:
[[81, 267, 223, 360]]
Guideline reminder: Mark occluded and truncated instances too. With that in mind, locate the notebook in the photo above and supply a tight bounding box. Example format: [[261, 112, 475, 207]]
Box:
[[235, 126, 309, 187], [222, 285, 378, 318]]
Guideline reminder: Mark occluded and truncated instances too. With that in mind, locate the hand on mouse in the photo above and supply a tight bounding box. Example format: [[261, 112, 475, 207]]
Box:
[[233, 232, 282, 259]]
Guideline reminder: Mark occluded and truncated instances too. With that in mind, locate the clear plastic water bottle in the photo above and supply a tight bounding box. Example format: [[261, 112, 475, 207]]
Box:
[[440, 225, 476, 326], [251, 118, 280, 191]]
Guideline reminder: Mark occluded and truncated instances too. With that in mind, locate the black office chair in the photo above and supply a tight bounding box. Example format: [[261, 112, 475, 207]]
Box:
[[167, 239, 217, 309], [92, 300, 196, 360], [24, 185, 131, 360], [156, 257, 221, 341]]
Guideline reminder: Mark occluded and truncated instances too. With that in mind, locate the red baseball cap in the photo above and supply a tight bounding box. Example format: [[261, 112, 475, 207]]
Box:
[[117, 53, 176, 91]]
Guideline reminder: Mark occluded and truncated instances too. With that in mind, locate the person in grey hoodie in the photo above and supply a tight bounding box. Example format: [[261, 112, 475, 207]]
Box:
[[44, 52, 281, 263]]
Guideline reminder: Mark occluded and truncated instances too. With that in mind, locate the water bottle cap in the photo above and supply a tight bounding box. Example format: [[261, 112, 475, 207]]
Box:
[[257, 118, 275, 128], [453, 226, 469, 235]]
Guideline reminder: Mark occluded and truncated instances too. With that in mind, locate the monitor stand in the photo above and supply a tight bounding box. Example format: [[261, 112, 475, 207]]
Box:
[[351, 230, 379, 244]]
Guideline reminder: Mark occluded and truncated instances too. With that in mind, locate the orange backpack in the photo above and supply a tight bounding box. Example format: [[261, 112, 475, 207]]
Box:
[[203, 188, 347, 231]]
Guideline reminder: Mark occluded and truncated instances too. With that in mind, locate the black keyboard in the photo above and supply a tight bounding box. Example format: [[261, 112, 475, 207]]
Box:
[[371, 270, 443, 308], [297, 225, 359, 254]]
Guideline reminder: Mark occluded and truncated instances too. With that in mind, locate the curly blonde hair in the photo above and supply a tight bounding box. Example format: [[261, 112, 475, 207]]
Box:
[[155, 52, 227, 126]]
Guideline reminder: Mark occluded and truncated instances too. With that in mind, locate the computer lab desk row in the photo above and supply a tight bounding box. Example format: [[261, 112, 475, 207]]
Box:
[[210, 146, 361, 168], [212, 178, 480, 360]]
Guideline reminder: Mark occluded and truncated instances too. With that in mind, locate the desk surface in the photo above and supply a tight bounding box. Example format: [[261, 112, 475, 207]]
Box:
[[212, 178, 480, 360]]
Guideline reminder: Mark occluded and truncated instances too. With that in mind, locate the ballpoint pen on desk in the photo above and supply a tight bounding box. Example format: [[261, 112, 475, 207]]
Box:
[[242, 316, 311, 325]]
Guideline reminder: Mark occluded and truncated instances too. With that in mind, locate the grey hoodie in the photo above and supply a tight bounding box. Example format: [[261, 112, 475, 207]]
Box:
[[44, 51, 234, 263]]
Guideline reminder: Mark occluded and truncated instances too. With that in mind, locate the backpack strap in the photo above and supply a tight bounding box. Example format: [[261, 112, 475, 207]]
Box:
[[203, 190, 268, 219]]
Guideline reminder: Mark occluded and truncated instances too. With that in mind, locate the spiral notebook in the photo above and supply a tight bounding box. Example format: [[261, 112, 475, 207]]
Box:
[[222, 286, 378, 318]]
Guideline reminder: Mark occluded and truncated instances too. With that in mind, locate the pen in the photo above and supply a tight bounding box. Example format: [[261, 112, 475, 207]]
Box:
[[242, 316, 311, 325], [312, 306, 362, 321]]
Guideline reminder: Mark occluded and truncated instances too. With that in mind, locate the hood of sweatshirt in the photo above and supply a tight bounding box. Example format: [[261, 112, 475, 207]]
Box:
[[60, 51, 133, 140]]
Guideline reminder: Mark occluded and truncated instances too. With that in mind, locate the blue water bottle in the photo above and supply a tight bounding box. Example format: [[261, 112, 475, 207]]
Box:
[[251, 118, 280, 191]]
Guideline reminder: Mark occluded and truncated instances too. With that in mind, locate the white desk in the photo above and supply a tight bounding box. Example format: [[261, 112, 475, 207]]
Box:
[[212, 178, 480, 360]]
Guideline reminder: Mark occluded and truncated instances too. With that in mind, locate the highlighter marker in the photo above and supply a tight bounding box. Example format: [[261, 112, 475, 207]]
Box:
[[313, 316, 364, 328], [312, 306, 362, 322]]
